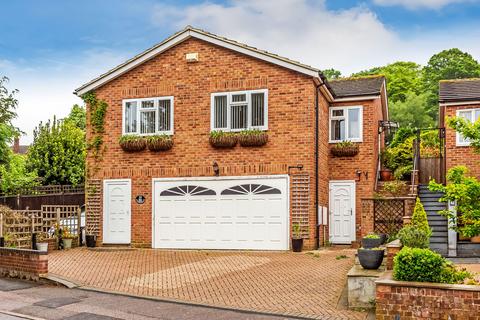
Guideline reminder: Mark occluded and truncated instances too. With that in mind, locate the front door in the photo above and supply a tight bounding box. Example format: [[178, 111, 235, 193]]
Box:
[[329, 181, 355, 244], [103, 179, 131, 244]]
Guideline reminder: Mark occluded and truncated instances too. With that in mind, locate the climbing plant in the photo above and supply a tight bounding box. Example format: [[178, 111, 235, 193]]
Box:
[[81, 92, 108, 163]]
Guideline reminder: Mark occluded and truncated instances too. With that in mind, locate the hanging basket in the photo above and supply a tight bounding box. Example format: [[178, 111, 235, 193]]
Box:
[[209, 135, 238, 148], [238, 132, 268, 147], [147, 136, 174, 151], [119, 137, 147, 152], [331, 145, 359, 157]]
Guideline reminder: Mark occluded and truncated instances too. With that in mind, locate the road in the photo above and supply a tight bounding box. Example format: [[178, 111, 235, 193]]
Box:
[[0, 278, 298, 320]]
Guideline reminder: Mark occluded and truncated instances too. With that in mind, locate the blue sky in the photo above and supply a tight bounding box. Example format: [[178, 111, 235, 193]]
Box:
[[1, 0, 480, 142]]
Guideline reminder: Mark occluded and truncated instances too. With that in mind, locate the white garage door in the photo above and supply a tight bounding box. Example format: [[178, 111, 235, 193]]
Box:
[[153, 176, 289, 250]]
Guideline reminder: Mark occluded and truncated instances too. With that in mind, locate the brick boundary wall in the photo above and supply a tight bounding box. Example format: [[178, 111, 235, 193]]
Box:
[[376, 271, 480, 319], [0, 247, 48, 281], [385, 239, 401, 270]]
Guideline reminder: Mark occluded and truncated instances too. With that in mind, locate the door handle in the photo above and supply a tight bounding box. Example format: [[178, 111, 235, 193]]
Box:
[[350, 209, 353, 216]]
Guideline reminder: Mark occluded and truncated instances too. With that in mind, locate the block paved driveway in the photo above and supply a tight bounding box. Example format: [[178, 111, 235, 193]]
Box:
[[49, 248, 367, 320]]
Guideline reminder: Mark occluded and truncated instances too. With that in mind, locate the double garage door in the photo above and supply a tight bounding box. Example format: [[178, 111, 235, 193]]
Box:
[[153, 176, 289, 250]]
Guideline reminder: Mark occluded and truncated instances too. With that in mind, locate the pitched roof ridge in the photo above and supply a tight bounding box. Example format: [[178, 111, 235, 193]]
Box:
[[440, 78, 480, 83], [330, 75, 385, 82]]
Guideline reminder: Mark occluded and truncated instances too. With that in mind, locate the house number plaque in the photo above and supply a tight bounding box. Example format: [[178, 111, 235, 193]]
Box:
[[135, 195, 146, 204]]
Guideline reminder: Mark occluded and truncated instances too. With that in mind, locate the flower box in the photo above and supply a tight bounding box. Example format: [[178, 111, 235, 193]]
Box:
[[209, 132, 237, 148], [119, 136, 147, 152], [238, 131, 268, 147], [331, 143, 359, 157], [147, 135, 173, 151]]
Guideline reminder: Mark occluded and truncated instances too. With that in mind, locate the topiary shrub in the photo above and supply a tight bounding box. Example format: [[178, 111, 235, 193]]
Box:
[[397, 225, 430, 248], [411, 197, 431, 235]]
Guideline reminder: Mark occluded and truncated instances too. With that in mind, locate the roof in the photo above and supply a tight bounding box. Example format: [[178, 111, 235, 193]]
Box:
[[75, 26, 328, 96], [439, 78, 480, 103], [328, 76, 385, 98]]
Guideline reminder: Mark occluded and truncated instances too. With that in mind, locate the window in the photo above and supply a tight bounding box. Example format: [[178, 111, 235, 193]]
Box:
[[123, 97, 173, 135], [329, 106, 363, 142], [211, 89, 268, 131], [456, 108, 480, 146]]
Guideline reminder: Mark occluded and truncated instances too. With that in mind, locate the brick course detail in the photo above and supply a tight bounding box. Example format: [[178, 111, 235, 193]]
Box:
[[0, 247, 48, 280]]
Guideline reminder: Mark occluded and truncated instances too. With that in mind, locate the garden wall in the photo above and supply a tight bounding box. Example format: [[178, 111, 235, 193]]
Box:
[[376, 271, 480, 319], [0, 247, 48, 280]]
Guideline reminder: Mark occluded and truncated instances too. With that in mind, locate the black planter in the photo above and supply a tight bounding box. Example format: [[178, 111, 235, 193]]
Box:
[[86, 235, 96, 248], [292, 238, 303, 252], [358, 248, 385, 269], [379, 233, 388, 244], [362, 237, 382, 249]]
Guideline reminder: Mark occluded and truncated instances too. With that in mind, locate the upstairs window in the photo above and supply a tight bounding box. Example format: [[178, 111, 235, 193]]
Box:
[[211, 89, 268, 131], [329, 106, 363, 143], [456, 108, 480, 146], [123, 97, 173, 135]]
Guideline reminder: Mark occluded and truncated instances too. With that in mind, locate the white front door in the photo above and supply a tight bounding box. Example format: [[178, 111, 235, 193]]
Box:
[[153, 176, 289, 250], [103, 179, 131, 244], [329, 181, 356, 244]]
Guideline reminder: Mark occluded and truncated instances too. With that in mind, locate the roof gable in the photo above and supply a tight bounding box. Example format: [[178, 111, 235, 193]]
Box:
[[74, 26, 325, 96], [439, 78, 480, 103], [329, 76, 385, 99]]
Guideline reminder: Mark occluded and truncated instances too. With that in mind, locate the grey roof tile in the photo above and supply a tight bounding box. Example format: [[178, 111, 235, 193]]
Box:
[[329, 76, 385, 98], [439, 78, 480, 102]]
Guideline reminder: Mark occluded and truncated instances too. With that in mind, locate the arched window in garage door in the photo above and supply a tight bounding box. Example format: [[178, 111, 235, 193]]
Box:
[[160, 185, 216, 196], [221, 184, 281, 195]]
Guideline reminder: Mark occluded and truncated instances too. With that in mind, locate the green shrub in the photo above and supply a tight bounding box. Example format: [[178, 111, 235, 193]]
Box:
[[397, 225, 430, 248], [146, 134, 171, 142], [238, 129, 265, 136], [119, 134, 144, 143], [210, 130, 236, 138], [363, 233, 380, 239], [411, 198, 431, 235], [382, 180, 407, 195]]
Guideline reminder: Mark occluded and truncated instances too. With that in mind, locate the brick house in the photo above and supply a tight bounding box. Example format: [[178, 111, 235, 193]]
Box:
[[75, 27, 388, 250], [440, 78, 480, 179]]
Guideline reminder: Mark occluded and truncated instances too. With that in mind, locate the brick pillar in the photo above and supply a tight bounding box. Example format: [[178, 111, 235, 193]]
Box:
[[361, 199, 374, 237]]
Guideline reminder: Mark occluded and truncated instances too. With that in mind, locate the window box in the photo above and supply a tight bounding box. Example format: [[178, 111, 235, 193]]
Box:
[[119, 135, 147, 152], [238, 130, 268, 147], [209, 131, 238, 148], [331, 141, 359, 157], [147, 135, 173, 151]]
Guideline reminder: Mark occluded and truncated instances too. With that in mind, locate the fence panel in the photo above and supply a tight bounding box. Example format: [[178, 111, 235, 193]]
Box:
[[419, 157, 443, 184], [374, 199, 405, 235]]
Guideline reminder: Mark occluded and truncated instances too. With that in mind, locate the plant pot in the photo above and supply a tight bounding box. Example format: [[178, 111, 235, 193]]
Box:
[[238, 132, 268, 147], [292, 238, 303, 252], [36, 242, 49, 252], [119, 138, 147, 152], [459, 234, 471, 241], [358, 248, 385, 270], [362, 237, 382, 249], [380, 169, 393, 181], [379, 233, 388, 244], [147, 137, 173, 151], [62, 238, 73, 249], [471, 235, 480, 243], [331, 145, 359, 157], [86, 235, 96, 248], [209, 135, 237, 148]]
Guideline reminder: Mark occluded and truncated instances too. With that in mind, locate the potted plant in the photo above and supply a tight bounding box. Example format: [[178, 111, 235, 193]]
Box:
[[291, 223, 303, 252], [331, 141, 359, 157], [62, 228, 76, 249], [209, 131, 238, 148], [36, 233, 50, 252], [119, 135, 147, 152], [358, 247, 385, 269], [361, 233, 382, 249], [237, 129, 268, 147], [146, 134, 173, 151], [86, 234, 96, 248], [378, 233, 389, 244]]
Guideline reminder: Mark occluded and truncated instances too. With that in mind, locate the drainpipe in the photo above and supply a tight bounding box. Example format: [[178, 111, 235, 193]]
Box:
[[315, 82, 321, 249]]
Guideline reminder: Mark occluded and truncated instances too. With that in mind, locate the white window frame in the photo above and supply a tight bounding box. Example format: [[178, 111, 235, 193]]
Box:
[[122, 96, 174, 136], [329, 105, 363, 143], [456, 108, 480, 146], [210, 89, 268, 132]]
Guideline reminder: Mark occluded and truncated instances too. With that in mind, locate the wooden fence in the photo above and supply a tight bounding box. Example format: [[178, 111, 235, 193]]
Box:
[[419, 157, 445, 184], [0, 205, 81, 248]]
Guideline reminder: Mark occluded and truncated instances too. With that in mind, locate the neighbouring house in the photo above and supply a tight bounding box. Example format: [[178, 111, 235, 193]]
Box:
[[440, 78, 480, 179], [11, 137, 29, 155], [75, 26, 389, 250]]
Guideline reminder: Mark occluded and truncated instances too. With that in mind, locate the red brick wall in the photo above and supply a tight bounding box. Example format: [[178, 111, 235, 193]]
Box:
[[88, 37, 319, 248], [444, 104, 480, 179], [376, 273, 480, 319], [0, 247, 48, 280]]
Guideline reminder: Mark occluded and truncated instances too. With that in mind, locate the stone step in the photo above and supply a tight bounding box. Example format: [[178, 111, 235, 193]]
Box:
[[430, 237, 448, 243], [457, 242, 480, 257]]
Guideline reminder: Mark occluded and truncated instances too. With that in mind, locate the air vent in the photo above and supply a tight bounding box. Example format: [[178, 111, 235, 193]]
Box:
[[186, 52, 199, 62]]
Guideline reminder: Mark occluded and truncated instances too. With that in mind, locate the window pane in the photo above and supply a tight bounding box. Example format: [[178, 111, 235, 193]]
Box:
[[232, 94, 246, 102], [348, 108, 360, 139], [475, 110, 480, 122], [141, 100, 154, 109], [331, 119, 345, 141], [140, 110, 156, 134], [158, 99, 171, 132], [332, 109, 343, 117], [458, 111, 472, 143], [251, 93, 265, 127], [231, 104, 248, 130], [124, 101, 137, 133], [214, 96, 228, 129]]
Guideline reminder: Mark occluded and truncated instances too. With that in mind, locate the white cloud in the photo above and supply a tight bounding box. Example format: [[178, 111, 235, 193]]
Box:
[[373, 0, 478, 10]]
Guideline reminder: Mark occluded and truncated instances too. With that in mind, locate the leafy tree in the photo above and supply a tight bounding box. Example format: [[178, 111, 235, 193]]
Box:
[[65, 104, 86, 130], [447, 116, 480, 153], [423, 48, 480, 118], [389, 92, 434, 128], [0, 76, 19, 165], [352, 61, 423, 103], [411, 198, 431, 235], [321, 68, 342, 80], [26, 117, 86, 186], [0, 153, 39, 194]]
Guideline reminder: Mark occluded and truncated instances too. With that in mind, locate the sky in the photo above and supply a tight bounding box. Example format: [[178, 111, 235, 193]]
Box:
[[1, 0, 480, 143]]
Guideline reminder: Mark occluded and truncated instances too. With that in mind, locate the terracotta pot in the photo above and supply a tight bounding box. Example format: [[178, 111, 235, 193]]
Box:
[[380, 169, 393, 181], [471, 235, 480, 243], [238, 132, 268, 147], [209, 135, 237, 148], [147, 137, 173, 151], [459, 234, 471, 241], [119, 138, 147, 152], [331, 145, 359, 157]]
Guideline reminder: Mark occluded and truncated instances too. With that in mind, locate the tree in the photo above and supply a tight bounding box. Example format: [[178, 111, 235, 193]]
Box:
[[26, 117, 86, 186], [0, 76, 19, 165], [389, 92, 434, 128], [0, 154, 39, 194], [411, 198, 431, 235], [423, 48, 480, 118], [447, 116, 480, 153], [321, 68, 342, 80], [352, 61, 423, 103], [65, 104, 86, 130]]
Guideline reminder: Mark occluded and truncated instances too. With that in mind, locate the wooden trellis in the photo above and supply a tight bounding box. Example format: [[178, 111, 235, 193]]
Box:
[[291, 174, 310, 238], [373, 199, 405, 235]]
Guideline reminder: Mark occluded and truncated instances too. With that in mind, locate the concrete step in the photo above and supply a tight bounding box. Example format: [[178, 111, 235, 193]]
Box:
[[430, 237, 448, 243], [457, 242, 480, 257], [432, 231, 448, 238], [431, 225, 448, 232]]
